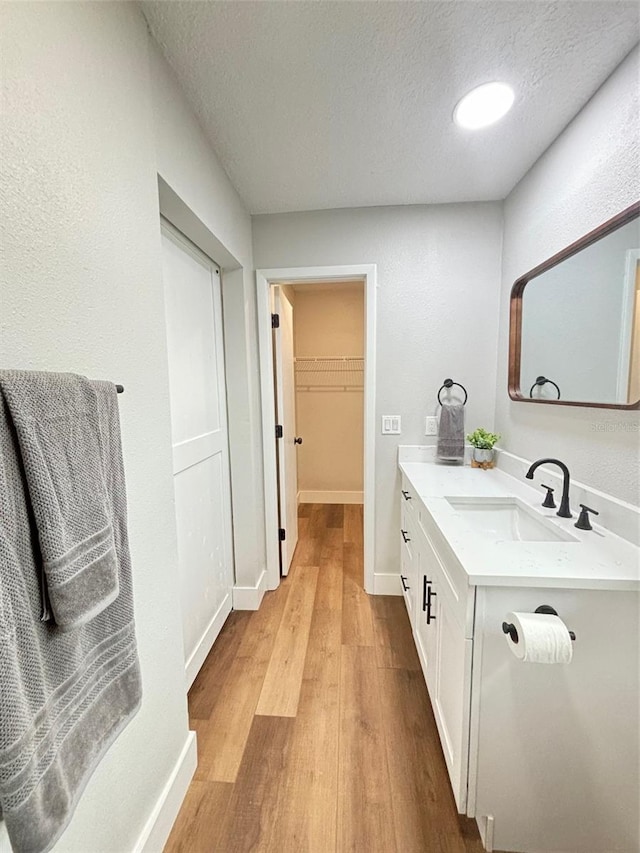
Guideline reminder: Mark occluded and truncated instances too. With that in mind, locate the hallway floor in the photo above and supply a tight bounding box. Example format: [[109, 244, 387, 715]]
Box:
[[165, 504, 485, 852]]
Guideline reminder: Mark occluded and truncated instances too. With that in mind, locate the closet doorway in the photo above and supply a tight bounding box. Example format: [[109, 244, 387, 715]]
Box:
[[272, 282, 365, 575], [160, 221, 234, 689], [257, 265, 377, 593]]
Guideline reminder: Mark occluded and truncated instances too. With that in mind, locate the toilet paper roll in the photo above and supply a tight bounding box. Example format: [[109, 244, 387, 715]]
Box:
[[504, 611, 573, 664]]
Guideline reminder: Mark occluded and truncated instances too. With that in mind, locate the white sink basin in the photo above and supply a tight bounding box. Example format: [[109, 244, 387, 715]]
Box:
[[445, 496, 578, 543]]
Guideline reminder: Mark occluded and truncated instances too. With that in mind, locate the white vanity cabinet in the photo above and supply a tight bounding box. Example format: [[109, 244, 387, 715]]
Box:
[[470, 584, 640, 853], [400, 474, 474, 812], [411, 531, 438, 696], [398, 467, 640, 853], [416, 526, 473, 813]]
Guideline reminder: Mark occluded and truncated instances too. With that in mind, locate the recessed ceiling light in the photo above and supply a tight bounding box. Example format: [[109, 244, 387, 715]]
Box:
[[453, 82, 515, 130]]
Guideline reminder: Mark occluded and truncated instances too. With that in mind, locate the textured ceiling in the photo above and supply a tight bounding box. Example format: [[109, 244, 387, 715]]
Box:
[[142, 1, 639, 214]]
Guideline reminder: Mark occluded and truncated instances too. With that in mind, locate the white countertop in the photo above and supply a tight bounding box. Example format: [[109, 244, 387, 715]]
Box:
[[400, 460, 640, 592]]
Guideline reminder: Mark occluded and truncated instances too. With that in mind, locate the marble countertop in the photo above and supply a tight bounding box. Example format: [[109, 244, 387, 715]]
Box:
[[399, 460, 640, 592]]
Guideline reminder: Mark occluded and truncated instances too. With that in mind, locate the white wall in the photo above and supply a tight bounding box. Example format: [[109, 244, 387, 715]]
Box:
[[253, 204, 504, 577], [0, 2, 262, 850], [497, 46, 640, 506], [149, 43, 265, 590]]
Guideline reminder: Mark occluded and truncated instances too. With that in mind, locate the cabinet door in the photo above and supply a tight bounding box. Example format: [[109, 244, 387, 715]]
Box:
[[433, 600, 473, 813], [413, 534, 439, 700], [419, 528, 473, 813]]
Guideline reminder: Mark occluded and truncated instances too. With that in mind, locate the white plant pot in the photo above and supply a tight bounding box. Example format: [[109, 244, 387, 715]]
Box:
[[472, 448, 494, 464]]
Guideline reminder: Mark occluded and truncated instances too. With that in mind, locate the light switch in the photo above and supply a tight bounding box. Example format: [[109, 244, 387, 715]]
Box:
[[382, 415, 401, 435], [425, 416, 438, 436]]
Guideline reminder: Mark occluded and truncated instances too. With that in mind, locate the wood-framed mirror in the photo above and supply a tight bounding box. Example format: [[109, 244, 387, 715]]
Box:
[[509, 201, 640, 410]]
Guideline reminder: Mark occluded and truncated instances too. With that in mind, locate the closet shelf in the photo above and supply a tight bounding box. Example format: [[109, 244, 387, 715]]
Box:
[[294, 356, 364, 391]]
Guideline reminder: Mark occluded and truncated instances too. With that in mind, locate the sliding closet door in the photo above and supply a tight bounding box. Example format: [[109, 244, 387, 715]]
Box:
[[160, 221, 233, 689]]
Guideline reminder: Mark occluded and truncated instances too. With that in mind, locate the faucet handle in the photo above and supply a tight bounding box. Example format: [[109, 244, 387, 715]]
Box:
[[575, 504, 599, 531], [540, 484, 556, 509]]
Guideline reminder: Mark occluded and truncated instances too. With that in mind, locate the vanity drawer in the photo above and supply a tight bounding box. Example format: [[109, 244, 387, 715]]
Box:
[[399, 489, 417, 624], [400, 534, 414, 620], [400, 473, 419, 509], [417, 504, 474, 636], [400, 498, 414, 558]]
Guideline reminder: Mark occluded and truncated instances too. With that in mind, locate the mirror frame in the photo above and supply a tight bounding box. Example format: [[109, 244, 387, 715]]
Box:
[[509, 200, 640, 410]]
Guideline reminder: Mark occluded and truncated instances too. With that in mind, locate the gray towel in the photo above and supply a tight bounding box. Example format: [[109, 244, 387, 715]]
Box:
[[0, 371, 119, 630], [0, 372, 142, 853], [436, 402, 465, 461]]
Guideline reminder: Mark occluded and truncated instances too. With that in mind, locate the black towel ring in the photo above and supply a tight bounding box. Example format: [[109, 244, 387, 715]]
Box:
[[529, 376, 560, 400], [437, 378, 468, 406]]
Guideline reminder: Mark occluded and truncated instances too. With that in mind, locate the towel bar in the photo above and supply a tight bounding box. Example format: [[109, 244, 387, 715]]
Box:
[[529, 376, 560, 399], [437, 378, 467, 406]]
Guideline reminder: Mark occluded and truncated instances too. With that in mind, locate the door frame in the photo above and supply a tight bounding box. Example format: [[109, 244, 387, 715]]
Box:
[[256, 264, 377, 594]]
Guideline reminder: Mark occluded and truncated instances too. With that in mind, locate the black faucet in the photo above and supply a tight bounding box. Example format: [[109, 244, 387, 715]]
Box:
[[525, 458, 572, 518]]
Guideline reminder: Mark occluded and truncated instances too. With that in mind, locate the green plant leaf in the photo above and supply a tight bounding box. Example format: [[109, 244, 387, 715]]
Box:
[[466, 427, 501, 449]]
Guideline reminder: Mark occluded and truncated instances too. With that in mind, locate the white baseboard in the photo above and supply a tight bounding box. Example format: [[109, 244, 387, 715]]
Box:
[[233, 568, 267, 610], [476, 815, 494, 852], [373, 573, 402, 596], [0, 727, 198, 853], [134, 730, 197, 853], [184, 593, 232, 690], [298, 490, 364, 504]]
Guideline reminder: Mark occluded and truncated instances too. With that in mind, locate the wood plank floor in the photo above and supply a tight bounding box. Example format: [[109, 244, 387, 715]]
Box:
[[165, 504, 486, 853]]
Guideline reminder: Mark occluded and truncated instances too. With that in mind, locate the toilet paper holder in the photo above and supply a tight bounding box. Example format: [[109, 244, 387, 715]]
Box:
[[502, 605, 576, 644]]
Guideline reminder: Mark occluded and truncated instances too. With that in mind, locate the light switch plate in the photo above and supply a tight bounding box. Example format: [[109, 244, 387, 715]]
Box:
[[425, 416, 438, 436], [381, 415, 401, 435]]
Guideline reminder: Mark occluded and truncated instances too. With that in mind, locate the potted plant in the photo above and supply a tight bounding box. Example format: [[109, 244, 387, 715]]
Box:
[[467, 427, 501, 469]]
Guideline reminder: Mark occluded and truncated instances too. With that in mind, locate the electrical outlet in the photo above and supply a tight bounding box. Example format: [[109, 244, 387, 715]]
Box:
[[381, 415, 401, 435], [425, 416, 438, 436]]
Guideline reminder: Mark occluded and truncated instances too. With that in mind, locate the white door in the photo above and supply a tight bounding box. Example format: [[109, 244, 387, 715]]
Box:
[[160, 222, 234, 689], [273, 287, 299, 575]]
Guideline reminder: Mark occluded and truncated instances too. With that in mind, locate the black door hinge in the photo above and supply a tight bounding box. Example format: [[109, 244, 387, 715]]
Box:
[[275, 424, 283, 439], [271, 313, 280, 328], [279, 528, 286, 541]]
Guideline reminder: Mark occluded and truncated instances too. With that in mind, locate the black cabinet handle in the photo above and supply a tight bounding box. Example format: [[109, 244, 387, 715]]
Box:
[[294, 436, 303, 445], [401, 490, 412, 500], [422, 575, 431, 611], [400, 575, 410, 592], [401, 529, 411, 543], [426, 586, 437, 624]]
